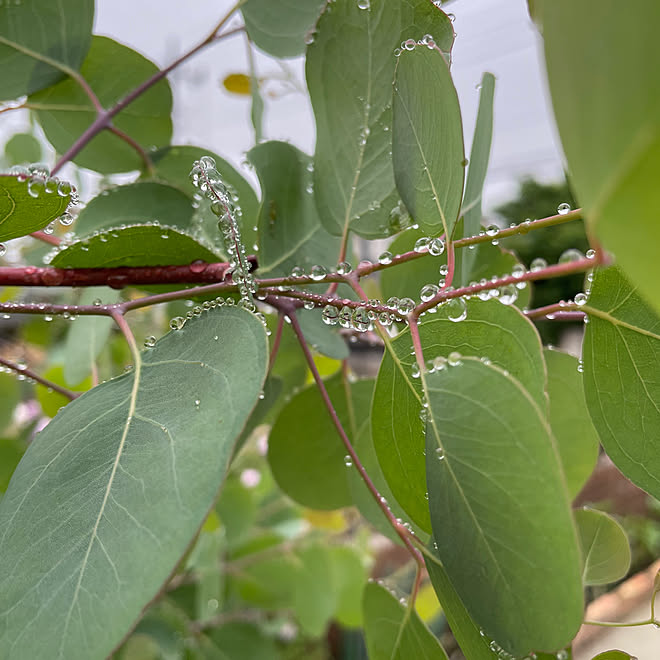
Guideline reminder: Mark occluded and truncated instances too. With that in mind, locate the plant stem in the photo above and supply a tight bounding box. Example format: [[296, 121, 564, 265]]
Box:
[[0, 356, 79, 400], [583, 618, 656, 628], [525, 302, 583, 320], [106, 125, 155, 175], [282, 301, 423, 567], [29, 231, 61, 246]]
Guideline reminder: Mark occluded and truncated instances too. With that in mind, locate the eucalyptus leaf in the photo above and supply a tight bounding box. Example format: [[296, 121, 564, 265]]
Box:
[[268, 374, 373, 510], [0, 371, 20, 434], [545, 349, 599, 499], [30, 36, 172, 174], [539, 2, 660, 314], [460, 72, 495, 284], [51, 225, 220, 269], [0, 174, 72, 241], [0, 0, 94, 100], [575, 508, 631, 586], [362, 581, 449, 660], [307, 0, 454, 238], [393, 45, 465, 237], [372, 299, 545, 531], [583, 266, 660, 500], [0, 306, 268, 659], [4, 133, 42, 165], [425, 358, 583, 655], [241, 0, 324, 59], [248, 141, 340, 277]]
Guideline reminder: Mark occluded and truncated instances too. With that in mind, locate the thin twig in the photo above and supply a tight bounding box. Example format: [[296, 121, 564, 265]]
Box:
[[0, 356, 79, 400], [106, 125, 155, 175]]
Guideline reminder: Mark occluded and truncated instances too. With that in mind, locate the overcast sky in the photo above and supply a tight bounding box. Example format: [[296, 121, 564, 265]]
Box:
[[6, 0, 568, 214]]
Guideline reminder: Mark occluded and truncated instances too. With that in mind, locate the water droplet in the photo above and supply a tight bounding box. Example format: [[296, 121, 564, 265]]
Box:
[[485, 224, 499, 237], [427, 237, 444, 256], [397, 297, 415, 316], [511, 263, 526, 278], [557, 203, 571, 215], [338, 305, 353, 328], [586, 248, 596, 260], [199, 155, 216, 170], [58, 212, 74, 226], [303, 299, 315, 310], [411, 363, 421, 378], [357, 0, 370, 8], [378, 251, 393, 265], [27, 175, 45, 198], [144, 336, 156, 348], [446, 298, 467, 322], [403, 38, 417, 51], [498, 284, 518, 306], [309, 264, 327, 281], [439, 264, 449, 277], [435, 447, 445, 460], [43, 222, 55, 235], [574, 292, 588, 306], [351, 306, 370, 332], [414, 237, 430, 253], [577, 360, 584, 373], [290, 265, 304, 278], [558, 248, 583, 264], [169, 316, 186, 330], [344, 454, 353, 466], [447, 351, 462, 366], [420, 283, 439, 302], [530, 257, 547, 272], [432, 356, 447, 371], [336, 261, 352, 275]]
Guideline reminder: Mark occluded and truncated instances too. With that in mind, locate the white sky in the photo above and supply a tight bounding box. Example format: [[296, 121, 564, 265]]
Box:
[[5, 0, 568, 214]]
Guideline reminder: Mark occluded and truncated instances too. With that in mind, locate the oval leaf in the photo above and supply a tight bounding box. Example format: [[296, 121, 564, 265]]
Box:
[[393, 45, 465, 237], [0, 306, 268, 659], [545, 348, 600, 498], [0, 174, 72, 241], [425, 358, 583, 655], [583, 266, 660, 500], [307, 0, 454, 238], [363, 581, 449, 660], [575, 508, 631, 586], [0, 0, 94, 100], [268, 374, 373, 510], [372, 299, 545, 531], [30, 36, 172, 174]]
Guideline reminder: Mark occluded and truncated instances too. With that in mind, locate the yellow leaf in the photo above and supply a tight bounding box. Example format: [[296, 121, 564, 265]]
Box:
[[303, 509, 347, 531], [223, 73, 251, 96], [414, 583, 442, 622]]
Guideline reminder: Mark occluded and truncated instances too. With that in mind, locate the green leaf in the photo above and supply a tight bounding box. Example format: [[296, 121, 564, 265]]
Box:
[[0, 0, 94, 100], [293, 544, 338, 637], [297, 308, 349, 360], [64, 288, 120, 386], [347, 421, 428, 544], [30, 36, 172, 174], [539, 2, 660, 313], [0, 173, 72, 241], [216, 476, 258, 549], [362, 581, 449, 660], [0, 437, 24, 494], [231, 555, 300, 609], [393, 45, 465, 237], [149, 145, 260, 250], [0, 306, 267, 659], [307, 0, 454, 238], [205, 622, 279, 660], [73, 182, 194, 236], [582, 266, 660, 501], [4, 133, 41, 165], [425, 555, 495, 660], [372, 299, 545, 531], [248, 141, 340, 276], [460, 72, 495, 284], [51, 225, 220, 268], [590, 652, 636, 660], [424, 358, 583, 655], [380, 227, 531, 309], [36, 365, 91, 418], [241, 0, 324, 59], [545, 349, 599, 498], [0, 371, 20, 433], [575, 508, 631, 586], [268, 374, 373, 510]]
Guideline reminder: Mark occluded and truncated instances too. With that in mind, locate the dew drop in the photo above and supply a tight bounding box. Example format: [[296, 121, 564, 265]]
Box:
[[58, 212, 74, 226], [485, 224, 499, 237], [169, 316, 186, 330], [428, 237, 445, 256], [336, 261, 352, 275], [435, 447, 445, 460], [498, 284, 518, 306], [351, 306, 370, 332], [511, 263, 526, 278], [447, 351, 462, 366], [574, 292, 588, 306], [420, 283, 439, 302], [530, 257, 547, 272], [344, 454, 353, 466], [199, 155, 216, 170], [309, 264, 327, 281], [144, 335, 156, 348], [557, 203, 571, 215], [439, 263, 449, 277], [357, 0, 370, 8], [27, 176, 45, 198], [338, 305, 353, 328], [446, 298, 467, 322], [414, 237, 430, 253], [397, 297, 415, 316], [290, 265, 304, 278], [378, 250, 393, 265], [303, 299, 315, 310], [586, 248, 596, 260], [558, 248, 583, 264], [411, 363, 421, 378]]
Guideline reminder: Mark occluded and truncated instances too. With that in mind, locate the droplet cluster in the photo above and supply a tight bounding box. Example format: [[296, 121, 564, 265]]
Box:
[[190, 156, 256, 309]]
